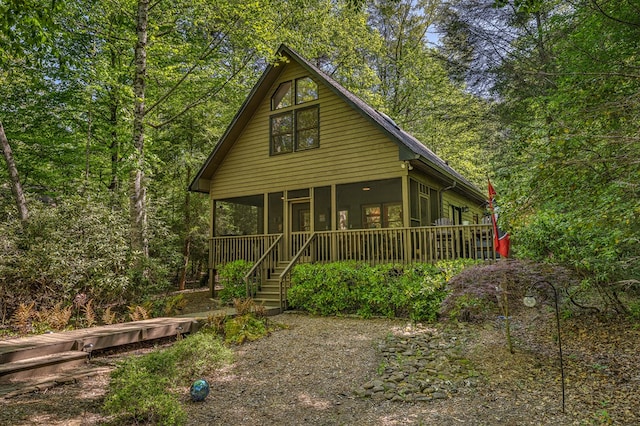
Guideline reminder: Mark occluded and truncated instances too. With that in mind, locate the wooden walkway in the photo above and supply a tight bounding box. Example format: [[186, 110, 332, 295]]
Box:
[[0, 307, 237, 398]]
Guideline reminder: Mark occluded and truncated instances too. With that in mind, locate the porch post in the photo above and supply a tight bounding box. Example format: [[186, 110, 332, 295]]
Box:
[[283, 190, 289, 259], [331, 184, 337, 261], [401, 175, 412, 264], [263, 193, 269, 235], [310, 187, 315, 262]]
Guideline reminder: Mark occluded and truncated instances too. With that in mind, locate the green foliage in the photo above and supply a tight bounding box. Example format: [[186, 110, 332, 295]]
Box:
[[447, 294, 489, 322], [223, 313, 269, 345], [104, 356, 185, 426], [218, 260, 252, 303], [0, 196, 173, 318], [104, 331, 232, 425], [366, 0, 494, 187], [440, 259, 580, 322], [486, 1, 640, 301], [171, 332, 234, 380], [288, 260, 479, 322], [628, 301, 640, 323]]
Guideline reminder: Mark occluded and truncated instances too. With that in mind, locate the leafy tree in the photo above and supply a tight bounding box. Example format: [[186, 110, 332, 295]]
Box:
[[0, 0, 63, 221], [441, 0, 640, 309], [365, 0, 495, 185]]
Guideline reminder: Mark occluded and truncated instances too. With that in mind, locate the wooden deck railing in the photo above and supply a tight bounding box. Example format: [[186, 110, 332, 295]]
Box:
[[244, 234, 283, 298], [211, 224, 495, 270], [279, 234, 318, 310], [210, 234, 281, 268]]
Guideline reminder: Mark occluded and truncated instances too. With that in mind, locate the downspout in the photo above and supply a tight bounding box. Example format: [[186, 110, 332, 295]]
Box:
[[439, 180, 456, 218]]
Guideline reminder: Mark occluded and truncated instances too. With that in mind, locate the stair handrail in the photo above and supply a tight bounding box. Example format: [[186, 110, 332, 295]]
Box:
[[278, 233, 317, 309], [244, 234, 283, 298]]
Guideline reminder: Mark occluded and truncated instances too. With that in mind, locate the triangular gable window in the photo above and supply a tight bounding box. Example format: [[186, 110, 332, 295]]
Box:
[[272, 81, 293, 110]]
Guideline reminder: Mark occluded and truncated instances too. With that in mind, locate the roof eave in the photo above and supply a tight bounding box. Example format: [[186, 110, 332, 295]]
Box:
[[188, 52, 287, 193]]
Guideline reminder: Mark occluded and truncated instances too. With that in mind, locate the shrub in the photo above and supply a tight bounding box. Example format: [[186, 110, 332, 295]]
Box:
[[224, 314, 269, 345], [171, 332, 233, 380], [440, 259, 580, 322], [288, 259, 479, 322], [514, 208, 640, 313], [218, 260, 252, 303], [0, 196, 173, 323]]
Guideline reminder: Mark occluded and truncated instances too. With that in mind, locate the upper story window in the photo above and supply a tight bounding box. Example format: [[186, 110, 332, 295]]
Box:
[[272, 81, 293, 109], [296, 77, 318, 104], [270, 77, 319, 155]]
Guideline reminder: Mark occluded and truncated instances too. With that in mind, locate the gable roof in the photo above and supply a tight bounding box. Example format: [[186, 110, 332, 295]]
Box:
[[190, 44, 485, 204]]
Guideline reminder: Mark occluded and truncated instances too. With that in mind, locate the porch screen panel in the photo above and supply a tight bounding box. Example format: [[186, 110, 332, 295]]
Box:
[[336, 178, 401, 230], [314, 186, 331, 231], [214, 194, 264, 236], [268, 192, 284, 234]]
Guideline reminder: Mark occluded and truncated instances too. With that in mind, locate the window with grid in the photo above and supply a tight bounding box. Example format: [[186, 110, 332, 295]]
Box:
[[270, 77, 319, 155]]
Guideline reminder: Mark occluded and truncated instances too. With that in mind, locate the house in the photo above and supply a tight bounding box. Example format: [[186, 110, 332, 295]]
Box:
[[190, 45, 495, 310]]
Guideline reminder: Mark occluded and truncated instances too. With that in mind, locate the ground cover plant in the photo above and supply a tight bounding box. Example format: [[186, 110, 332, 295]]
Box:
[[103, 299, 277, 425]]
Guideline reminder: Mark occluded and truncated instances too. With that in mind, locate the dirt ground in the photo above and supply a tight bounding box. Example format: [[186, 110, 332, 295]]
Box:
[[1, 298, 639, 425]]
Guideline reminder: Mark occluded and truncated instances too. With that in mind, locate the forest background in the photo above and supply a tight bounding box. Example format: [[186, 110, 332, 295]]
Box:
[[1, 0, 638, 322]]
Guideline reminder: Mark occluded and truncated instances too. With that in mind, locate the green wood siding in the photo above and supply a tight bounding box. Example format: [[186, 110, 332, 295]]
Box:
[[209, 62, 402, 199]]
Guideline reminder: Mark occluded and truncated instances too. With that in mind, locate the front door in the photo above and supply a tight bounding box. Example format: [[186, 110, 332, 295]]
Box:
[[289, 201, 311, 258]]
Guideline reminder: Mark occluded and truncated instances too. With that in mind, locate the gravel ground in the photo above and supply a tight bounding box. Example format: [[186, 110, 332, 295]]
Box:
[[1, 312, 638, 425]]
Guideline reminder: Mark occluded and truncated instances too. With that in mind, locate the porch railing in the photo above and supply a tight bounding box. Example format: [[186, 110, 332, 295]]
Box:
[[211, 234, 281, 267], [244, 234, 283, 299], [279, 233, 318, 310], [211, 224, 495, 270]]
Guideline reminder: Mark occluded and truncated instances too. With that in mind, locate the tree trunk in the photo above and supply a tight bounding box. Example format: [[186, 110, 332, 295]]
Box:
[[0, 122, 29, 221], [130, 0, 150, 257], [178, 164, 193, 291], [178, 237, 191, 291], [108, 46, 120, 195]]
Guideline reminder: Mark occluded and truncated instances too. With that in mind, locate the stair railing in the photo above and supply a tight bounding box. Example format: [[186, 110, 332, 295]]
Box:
[[244, 234, 283, 299], [278, 233, 317, 310]]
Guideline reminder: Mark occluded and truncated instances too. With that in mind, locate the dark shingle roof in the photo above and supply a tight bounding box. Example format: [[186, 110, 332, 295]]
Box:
[[279, 45, 484, 201]]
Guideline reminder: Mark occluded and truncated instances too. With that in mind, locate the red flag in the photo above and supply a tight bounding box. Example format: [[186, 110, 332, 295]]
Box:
[[488, 179, 510, 258]]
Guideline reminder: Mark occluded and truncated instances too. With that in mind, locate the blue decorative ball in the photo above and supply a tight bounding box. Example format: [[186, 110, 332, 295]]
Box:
[[190, 379, 210, 402]]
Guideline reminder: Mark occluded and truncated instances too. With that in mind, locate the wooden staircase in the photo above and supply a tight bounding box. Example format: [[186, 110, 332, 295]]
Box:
[[252, 261, 289, 310]]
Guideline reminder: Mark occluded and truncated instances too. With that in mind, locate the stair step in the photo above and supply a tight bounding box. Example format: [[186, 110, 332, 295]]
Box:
[[0, 351, 88, 383], [0, 339, 77, 364]]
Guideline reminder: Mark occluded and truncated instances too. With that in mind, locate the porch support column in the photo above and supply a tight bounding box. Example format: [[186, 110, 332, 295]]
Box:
[[401, 174, 412, 264], [310, 187, 315, 262], [283, 191, 289, 258], [263, 193, 269, 235], [331, 184, 337, 261]]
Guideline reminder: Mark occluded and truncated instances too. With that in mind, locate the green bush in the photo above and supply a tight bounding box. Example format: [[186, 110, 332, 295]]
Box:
[[104, 332, 232, 425], [288, 259, 479, 322], [514, 208, 640, 313], [218, 260, 252, 303], [0, 196, 173, 320]]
